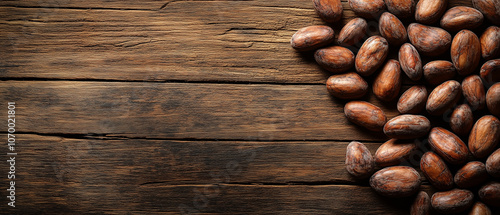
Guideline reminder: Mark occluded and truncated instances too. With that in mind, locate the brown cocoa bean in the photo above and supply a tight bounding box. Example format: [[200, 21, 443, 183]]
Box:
[[291, 26, 334, 52], [374, 139, 416, 167], [397, 85, 428, 114], [480, 59, 500, 86], [369, 166, 421, 198], [345, 141, 374, 179], [373, 59, 401, 101], [420, 151, 454, 190], [450, 104, 474, 137], [385, 0, 415, 18], [344, 101, 387, 131], [399, 43, 423, 81], [486, 148, 500, 178], [423, 60, 456, 86], [469, 202, 492, 215], [431, 189, 474, 214], [478, 182, 500, 207], [454, 161, 489, 189], [480, 26, 500, 60], [348, 0, 386, 19], [326, 72, 368, 99], [411, 191, 431, 215], [440, 6, 484, 32], [355, 36, 389, 76], [426, 80, 461, 116], [428, 127, 469, 165], [408, 23, 451, 56], [415, 0, 448, 24], [315, 46, 355, 73], [462, 75, 486, 110], [312, 0, 343, 23], [451, 30, 481, 76], [337, 18, 368, 47], [486, 83, 500, 117], [469, 115, 500, 158], [379, 12, 407, 46], [472, 0, 500, 25], [383, 114, 431, 139]]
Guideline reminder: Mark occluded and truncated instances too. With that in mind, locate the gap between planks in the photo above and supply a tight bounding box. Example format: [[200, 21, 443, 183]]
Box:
[[1, 131, 388, 143], [0, 77, 417, 87]]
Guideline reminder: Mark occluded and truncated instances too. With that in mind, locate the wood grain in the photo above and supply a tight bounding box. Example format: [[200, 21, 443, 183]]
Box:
[[0, 134, 429, 214], [0, 0, 330, 11], [0, 0, 484, 214], [0, 2, 335, 83], [0, 81, 400, 141], [5, 182, 423, 214], [2, 135, 390, 185], [0, 0, 474, 83]]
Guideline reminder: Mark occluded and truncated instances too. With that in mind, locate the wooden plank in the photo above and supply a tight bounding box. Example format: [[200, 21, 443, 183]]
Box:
[[4, 136, 497, 214], [0, 2, 337, 83], [0, 0, 164, 10], [0, 81, 400, 141], [0, 0, 473, 10], [0, 1, 474, 83], [0, 0, 328, 11], [0, 134, 431, 214], [4, 135, 395, 185], [5, 181, 427, 214]]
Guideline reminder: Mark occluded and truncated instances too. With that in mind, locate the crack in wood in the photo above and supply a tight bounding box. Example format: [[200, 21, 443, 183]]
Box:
[[220, 27, 288, 35], [81, 39, 166, 48], [1, 4, 155, 11], [0, 77, 327, 85], [139, 181, 366, 186], [256, 5, 314, 11], [5, 18, 102, 23], [1, 131, 388, 143], [159, 0, 176, 10], [159, 0, 257, 10]]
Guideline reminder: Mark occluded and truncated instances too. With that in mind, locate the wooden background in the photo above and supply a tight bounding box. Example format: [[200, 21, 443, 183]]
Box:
[[0, 0, 493, 214]]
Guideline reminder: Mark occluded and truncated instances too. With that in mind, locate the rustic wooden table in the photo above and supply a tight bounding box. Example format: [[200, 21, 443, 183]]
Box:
[[0, 0, 489, 214]]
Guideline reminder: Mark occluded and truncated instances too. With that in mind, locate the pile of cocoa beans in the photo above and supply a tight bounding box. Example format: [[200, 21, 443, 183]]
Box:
[[291, 0, 499, 214]]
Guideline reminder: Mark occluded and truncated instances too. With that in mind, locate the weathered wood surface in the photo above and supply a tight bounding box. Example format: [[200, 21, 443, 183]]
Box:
[[0, 1, 336, 83], [0, 0, 490, 214], [0, 0, 473, 83], [1, 134, 432, 214], [4, 135, 392, 185], [13, 184, 422, 214], [0, 81, 401, 141]]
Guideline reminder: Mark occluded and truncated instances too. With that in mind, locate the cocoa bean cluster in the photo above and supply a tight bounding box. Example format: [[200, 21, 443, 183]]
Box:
[[291, 0, 499, 214]]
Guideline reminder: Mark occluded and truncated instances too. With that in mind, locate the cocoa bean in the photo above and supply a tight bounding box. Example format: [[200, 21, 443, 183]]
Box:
[[291, 26, 335, 51], [454, 161, 489, 188], [315, 46, 355, 73], [355, 36, 389, 76], [344, 101, 387, 131], [469, 115, 500, 158], [408, 23, 451, 56], [421, 151, 454, 190], [369, 166, 421, 198], [451, 30, 481, 76], [383, 114, 431, 139], [312, 0, 343, 23], [373, 59, 402, 101], [428, 127, 469, 165], [326, 72, 368, 99], [440, 6, 483, 32], [450, 104, 474, 137], [345, 141, 375, 179], [397, 85, 427, 114], [431, 189, 474, 214]]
